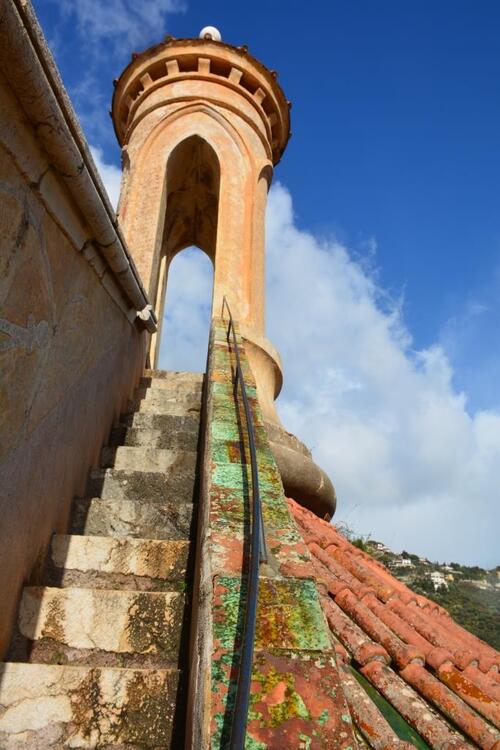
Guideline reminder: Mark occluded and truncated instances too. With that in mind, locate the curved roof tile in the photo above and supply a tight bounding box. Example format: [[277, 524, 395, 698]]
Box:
[[287, 497, 500, 750]]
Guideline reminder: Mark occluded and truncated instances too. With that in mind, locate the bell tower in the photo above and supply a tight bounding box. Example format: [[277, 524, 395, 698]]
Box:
[[112, 27, 335, 517]]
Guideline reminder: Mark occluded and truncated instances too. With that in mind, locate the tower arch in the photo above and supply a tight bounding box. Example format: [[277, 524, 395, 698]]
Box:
[[149, 135, 219, 365], [162, 134, 220, 261]]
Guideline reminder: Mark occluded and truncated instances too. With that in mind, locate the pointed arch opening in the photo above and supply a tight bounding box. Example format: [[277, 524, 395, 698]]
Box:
[[157, 246, 214, 372], [162, 134, 220, 261], [153, 135, 220, 369]]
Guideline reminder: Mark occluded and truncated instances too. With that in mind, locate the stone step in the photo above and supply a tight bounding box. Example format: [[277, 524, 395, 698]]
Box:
[[70, 497, 194, 540], [109, 424, 199, 451], [18, 586, 185, 668], [101, 446, 197, 474], [143, 369, 204, 385], [47, 535, 190, 591], [138, 379, 203, 396], [120, 410, 200, 433], [134, 385, 202, 404], [87, 467, 197, 504], [129, 390, 202, 417], [0, 662, 180, 748]]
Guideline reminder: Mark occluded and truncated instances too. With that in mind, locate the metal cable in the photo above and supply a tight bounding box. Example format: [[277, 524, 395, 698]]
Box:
[[221, 298, 267, 749]]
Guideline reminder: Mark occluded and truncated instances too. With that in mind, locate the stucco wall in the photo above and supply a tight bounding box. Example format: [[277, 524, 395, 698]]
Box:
[[0, 0, 152, 655], [0, 136, 147, 655]]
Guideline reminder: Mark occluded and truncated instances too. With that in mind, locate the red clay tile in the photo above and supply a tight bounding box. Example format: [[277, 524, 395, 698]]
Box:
[[247, 650, 358, 750], [287, 496, 500, 749], [362, 661, 477, 750], [478, 657, 500, 675], [437, 662, 500, 728], [334, 641, 350, 665], [335, 588, 425, 669], [388, 598, 478, 669], [434, 611, 500, 666], [400, 663, 500, 749], [320, 594, 390, 666], [325, 544, 399, 602], [310, 542, 364, 593], [338, 662, 415, 750], [362, 591, 434, 657], [463, 666, 500, 703]]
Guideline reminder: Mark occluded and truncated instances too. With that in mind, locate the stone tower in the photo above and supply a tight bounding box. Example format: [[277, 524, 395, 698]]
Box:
[[0, 9, 498, 748], [112, 28, 335, 518]]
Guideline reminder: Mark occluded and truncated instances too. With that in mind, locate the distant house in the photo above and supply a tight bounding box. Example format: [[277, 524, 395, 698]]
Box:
[[428, 571, 448, 590]]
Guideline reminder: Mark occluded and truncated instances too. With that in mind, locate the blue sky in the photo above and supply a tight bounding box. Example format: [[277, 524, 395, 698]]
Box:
[[32, 0, 500, 565]]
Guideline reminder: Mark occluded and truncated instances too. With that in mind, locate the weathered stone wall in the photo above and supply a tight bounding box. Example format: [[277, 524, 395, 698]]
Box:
[[0, 0, 152, 655]]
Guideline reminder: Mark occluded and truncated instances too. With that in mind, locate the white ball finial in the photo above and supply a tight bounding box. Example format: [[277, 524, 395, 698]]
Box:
[[199, 26, 221, 42]]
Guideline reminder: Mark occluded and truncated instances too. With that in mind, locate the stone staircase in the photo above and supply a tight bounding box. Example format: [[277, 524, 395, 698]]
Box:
[[0, 370, 203, 749]]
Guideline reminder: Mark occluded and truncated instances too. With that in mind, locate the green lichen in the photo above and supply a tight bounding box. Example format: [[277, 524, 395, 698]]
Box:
[[317, 709, 329, 726], [213, 576, 245, 649], [250, 667, 310, 728], [244, 735, 267, 750], [209, 320, 337, 748], [256, 579, 331, 651]]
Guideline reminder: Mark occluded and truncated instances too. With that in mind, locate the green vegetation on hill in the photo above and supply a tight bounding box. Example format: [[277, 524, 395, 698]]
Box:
[[411, 578, 500, 651], [338, 525, 500, 652]]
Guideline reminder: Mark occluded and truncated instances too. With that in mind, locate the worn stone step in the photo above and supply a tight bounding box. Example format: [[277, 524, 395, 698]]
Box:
[[70, 497, 194, 540], [109, 424, 199, 451], [138, 378, 203, 395], [143, 369, 204, 385], [18, 586, 185, 668], [111, 411, 200, 449], [130, 390, 202, 417], [134, 385, 202, 405], [101, 446, 197, 474], [47, 535, 190, 591], [120, 410, 200, 433], [0, 662, 180, 748], [88, 467, 197, 504]]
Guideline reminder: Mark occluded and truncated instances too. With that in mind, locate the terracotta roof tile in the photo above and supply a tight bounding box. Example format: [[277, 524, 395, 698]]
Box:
[[362, 591, 439, 657], [361, 661, 477, 750], [286, 497, 500, 750], [401, 663, 499, 748], [463, 666, 500, 703], [338, 662, 416, 750], [436, 662, 500, 728], [387, 597, 478, 669], [335, 587, 426, 670], [320, 593, 390, 666]]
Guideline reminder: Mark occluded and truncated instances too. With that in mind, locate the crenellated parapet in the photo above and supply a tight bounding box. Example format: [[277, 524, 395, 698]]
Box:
[[112, 38, 290, 164]]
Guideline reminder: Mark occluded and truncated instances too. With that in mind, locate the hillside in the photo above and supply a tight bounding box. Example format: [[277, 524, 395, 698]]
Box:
[[339, 528, 500, 651]]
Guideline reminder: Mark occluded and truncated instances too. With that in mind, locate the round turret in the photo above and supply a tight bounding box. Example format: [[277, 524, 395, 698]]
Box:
[[112, 36, 290, 164]]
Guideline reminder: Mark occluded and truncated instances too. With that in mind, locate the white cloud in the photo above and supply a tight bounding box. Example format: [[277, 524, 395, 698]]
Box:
[[39, 0, 186, 148], [89, 146, 122, 209], [93, 145, 499, 567], [157, 248, 213, 373], [48, 0, 186, 49], [266, 184, 500, 567]]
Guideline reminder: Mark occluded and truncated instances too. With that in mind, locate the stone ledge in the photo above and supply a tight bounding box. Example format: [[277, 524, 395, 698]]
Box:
[[0, 662, 179, 748]]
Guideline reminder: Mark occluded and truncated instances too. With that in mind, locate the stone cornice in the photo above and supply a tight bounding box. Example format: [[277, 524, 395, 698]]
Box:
[[112, 38, 291, 165]]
